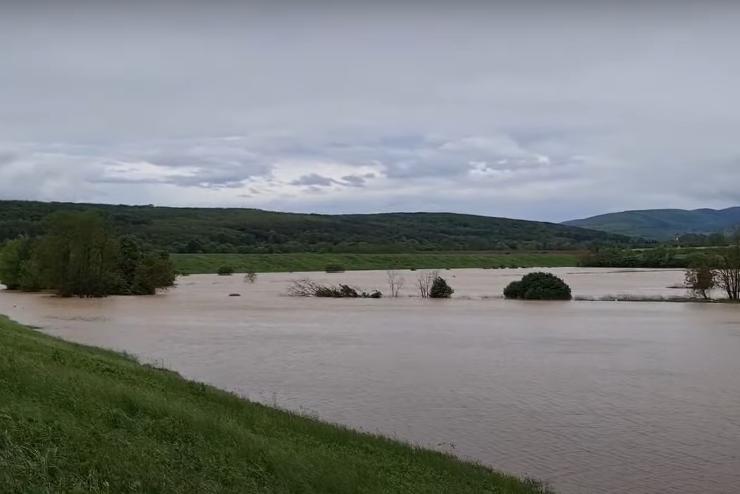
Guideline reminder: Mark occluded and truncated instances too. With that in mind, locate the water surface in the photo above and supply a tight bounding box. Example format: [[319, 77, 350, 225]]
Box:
[[1, 268, 738, 494]]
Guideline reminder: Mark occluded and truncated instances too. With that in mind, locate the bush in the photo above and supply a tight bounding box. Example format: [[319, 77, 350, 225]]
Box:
[[503, 272, 571, 300], [429, 276, 454, 298], [324, 264, 346, 273], [217, 265, 234, 276], [503, 280, 523, 299]]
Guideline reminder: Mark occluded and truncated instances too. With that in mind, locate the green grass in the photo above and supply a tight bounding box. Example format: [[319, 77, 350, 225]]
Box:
[[172, 251, 581, 274], [0, 316, 553, 493]]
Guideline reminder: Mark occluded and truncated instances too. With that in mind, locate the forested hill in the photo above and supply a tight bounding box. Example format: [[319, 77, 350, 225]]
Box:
[[564, 207, 740, 241], [0, 200, 630, 253]]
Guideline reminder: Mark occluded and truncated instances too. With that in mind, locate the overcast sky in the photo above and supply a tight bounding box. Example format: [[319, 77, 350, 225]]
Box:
[[1, 1, 739, 221]]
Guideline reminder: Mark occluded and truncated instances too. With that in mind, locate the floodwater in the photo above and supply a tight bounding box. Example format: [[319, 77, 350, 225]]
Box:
[[1, 268, 739, 494]]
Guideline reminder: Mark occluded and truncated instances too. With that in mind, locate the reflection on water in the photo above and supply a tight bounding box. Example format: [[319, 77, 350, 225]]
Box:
[[1, 268, 739, 494]]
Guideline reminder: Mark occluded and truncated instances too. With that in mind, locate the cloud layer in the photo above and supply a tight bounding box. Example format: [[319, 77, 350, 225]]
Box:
[[2, 2, 739, 221]]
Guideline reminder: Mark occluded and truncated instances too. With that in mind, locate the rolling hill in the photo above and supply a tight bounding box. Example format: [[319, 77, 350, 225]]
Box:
[[564, 207, 740, 240], [0, 200, 629, 253]]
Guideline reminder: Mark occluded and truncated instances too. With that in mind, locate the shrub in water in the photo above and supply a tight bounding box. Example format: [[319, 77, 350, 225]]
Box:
[[429, 276, 454, 298], [503, 280, 524, 299], [324, 264, 346, 273], [503, 272, 571, 300], [217, 265, 234, 276]]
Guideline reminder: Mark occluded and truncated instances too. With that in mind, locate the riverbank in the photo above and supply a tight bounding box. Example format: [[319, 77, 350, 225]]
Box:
[[172, 251, 581, 274], [0, 316, 551, 493]]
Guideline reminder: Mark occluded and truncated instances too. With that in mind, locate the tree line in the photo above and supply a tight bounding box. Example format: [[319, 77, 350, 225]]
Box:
[[0, 211, 176, 297], [0, 200, 632, 255]]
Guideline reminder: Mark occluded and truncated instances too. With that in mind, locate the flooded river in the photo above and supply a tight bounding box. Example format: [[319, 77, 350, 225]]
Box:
[[1, 268, 739, 494]]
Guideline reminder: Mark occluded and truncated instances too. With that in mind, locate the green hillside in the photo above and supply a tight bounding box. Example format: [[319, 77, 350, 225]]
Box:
[[564, 207, 740, 240], [0, 200, 629, 253]]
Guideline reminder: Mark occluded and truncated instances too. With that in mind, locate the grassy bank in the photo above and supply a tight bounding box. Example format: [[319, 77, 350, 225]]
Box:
[[172, 251, 580, 274], [0, 316, 552, 493]]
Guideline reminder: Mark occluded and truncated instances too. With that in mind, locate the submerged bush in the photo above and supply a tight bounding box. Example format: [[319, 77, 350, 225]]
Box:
[[217, 265, 234, 276], [287, 279, 381, 298], [429, 276, 454, 298], [503, 272, 571, 300]]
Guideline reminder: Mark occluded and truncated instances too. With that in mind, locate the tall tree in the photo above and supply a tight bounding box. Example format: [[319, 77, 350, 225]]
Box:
[[35, 212, 121, 297], [715, 235, 740, 301]]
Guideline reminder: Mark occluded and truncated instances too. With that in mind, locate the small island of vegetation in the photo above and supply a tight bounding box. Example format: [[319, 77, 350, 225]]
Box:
[[504, 272, 572, 300], [0, 211, 175, 297]]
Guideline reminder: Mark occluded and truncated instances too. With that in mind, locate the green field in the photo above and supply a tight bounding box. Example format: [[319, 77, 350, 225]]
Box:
[[172, 251, 581, 274], [0, 316, 552, 493]]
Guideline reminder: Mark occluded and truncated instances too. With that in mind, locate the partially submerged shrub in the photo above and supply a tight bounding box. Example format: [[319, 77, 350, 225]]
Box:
[[244, 271, 257, 283], [429, 276, 454, 298], [217, 265, 234, 276], [287, 279, 381, 298], [504, 272, 571, 300], [324, 264, 346, 273], [416, 270, 437, 298]]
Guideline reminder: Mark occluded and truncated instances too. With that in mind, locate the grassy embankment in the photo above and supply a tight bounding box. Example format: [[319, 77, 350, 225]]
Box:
[[172, 251, 580, 274], [0, 316, 552, 493]]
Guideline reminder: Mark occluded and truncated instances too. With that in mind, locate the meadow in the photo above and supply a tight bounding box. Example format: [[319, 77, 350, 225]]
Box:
[[172, 251, 581, 274]]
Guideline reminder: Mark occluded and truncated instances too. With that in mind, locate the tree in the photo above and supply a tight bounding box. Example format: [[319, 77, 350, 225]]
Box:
[[386, 270, 404, 297], [504, 272, 572, 300], [715, 236, 740, 301], [35, 211, 121, 297], [132, 252, 176, 295], [684, 255, 716, 300], [0, 237, 33, 290], [429, 276, 454, 298], [2, 212, 176, 297], [416, 270, 438, 298]]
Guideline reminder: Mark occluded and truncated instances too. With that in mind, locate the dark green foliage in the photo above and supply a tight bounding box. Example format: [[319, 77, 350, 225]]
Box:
[[216, 265, 235, 276], [324, 264, 346, 273], [34, 211, 122, 297], [0, 212, 175, 297], [503, 281, 524, 299], [0, 200, 630, 254], [314, 284, 382, 298], [0, 237, 36, 290], [132, 252, 177, 295], [429, 276, 454, 298], [579, 247, 689, 268], [0, 317, 554, 494], [504, 272, 572, 300]]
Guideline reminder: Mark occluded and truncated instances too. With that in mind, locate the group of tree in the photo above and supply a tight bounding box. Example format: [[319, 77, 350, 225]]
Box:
[[684, 241, 740, 301], [0, 211, 176, 297], [0, 200, 633, 255]]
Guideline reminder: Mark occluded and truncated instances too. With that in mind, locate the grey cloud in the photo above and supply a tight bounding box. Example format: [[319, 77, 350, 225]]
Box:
[[290, 174, 336, 187], [1, 2, 739, 219]]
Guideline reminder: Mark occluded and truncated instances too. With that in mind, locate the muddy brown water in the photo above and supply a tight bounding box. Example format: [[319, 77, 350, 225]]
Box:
[[1, 268, 739, 494]]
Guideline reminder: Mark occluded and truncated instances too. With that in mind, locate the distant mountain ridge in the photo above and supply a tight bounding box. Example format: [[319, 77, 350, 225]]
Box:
[[0, 200, 629, 254], [564, 207, 740, 240]]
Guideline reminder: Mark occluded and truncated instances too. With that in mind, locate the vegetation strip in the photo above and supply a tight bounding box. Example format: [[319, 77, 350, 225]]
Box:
[[0, 316, 552, 493], [172, 252, 581, 274]]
